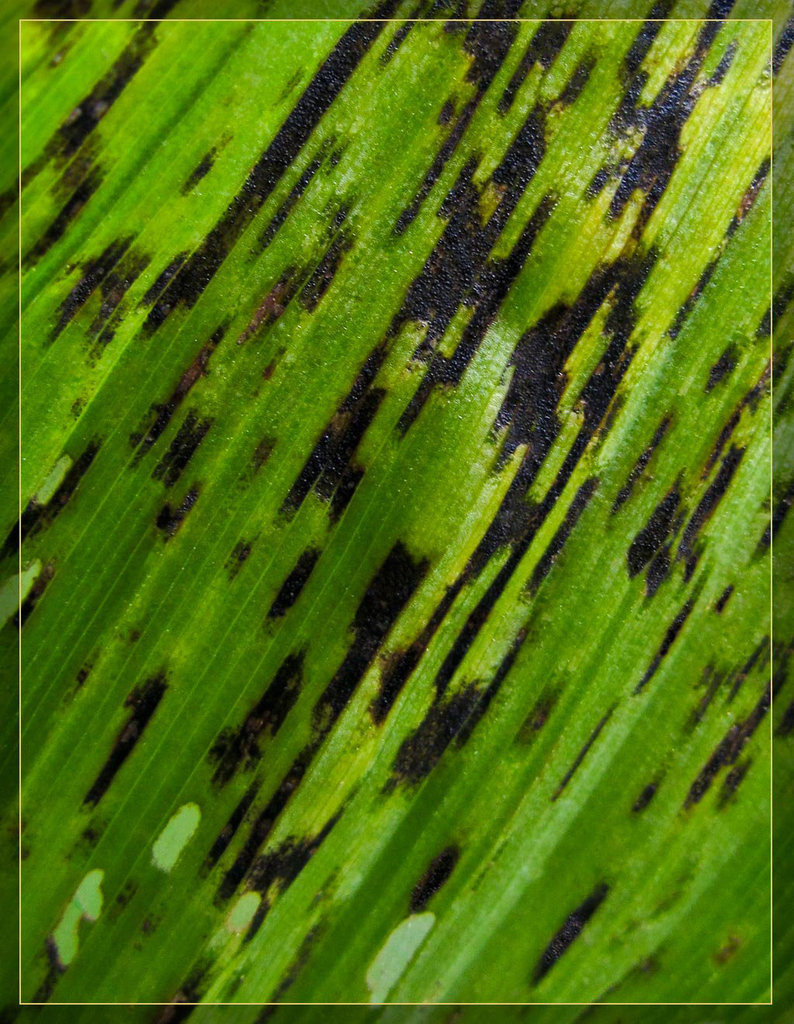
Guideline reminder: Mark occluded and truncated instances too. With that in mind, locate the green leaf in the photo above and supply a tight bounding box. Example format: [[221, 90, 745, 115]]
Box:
[[4, 0, 793, 1014]]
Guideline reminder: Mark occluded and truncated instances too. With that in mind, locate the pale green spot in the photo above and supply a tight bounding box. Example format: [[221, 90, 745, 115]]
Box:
[[0, 560, 41, 629], [33, 454, 72, 504], [52, 869, 104, 967], [226, 891, 261, 934], [151, 802, 201, 873], [366, 912, 435, 1003]]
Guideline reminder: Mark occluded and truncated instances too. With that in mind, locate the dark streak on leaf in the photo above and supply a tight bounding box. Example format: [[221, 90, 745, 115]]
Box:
[[410, 846, 460, 912], [132, 327, 223, 461], [714, 584, 734, 613], [204, 779, 260, 870], [217, 747, 315, 902], [142, 14, 393, 334], [140, 253, 189, 307], [626, 486, 680, 578], [155, 485, 200, 538], [83, 673, 167, 806], [225, 540, 252, 581], [181, 148, 216, 195], [635, 596, 696, 694], [50, 237, 132, 341], [726, 158, 770, 239], [24, 168, 104, 270], [315, 542, 429, 728], [515, 688, 558, 745], [706, 344, 738, 393], [532, 883, 610, 983], [281, 356, 386, 519], [2, 439, 101, 557], [717, 759, 751, 807], [668, 256, 718, 341], [632, 780, 658, 812], [622, 3, 675, 81], [498, 21, 572, 114], [268, 548, 321, 619], [677, 445, 744, 580], [612, 417, 670, 512], [237, 269, 301, 345], [773, 16, 794, 76], [527, 478, 600, 595], [299, 224, 354, 312], [551, 706, 615, 801], [254, 140, 335, 254], [209, 653, 305, 786], [15, 563, 55, 628], [152, 411, 214, 489], [727, 637, 768, 702], [684, 685, 770, 808], [89, 251, 152, 348]]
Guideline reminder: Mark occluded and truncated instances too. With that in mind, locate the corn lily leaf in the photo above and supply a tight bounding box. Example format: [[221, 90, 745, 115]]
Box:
[[2, 0, 793, 1014]]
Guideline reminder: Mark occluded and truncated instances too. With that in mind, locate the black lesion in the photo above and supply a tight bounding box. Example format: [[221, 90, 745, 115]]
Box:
[[380, 17, 417, 65], [515, 689, 558, 745], [83, 673, 167, 806], [392, 13, 532, 232], [635, 595, 697, 694], [49, 238, 133, 341], [140, 253, 189, 307], [612, 417, 671, 513], [717, 759, 751, 808], [591, 18, 727, 231], [409, 846, 460, 913], [243, 811, 342, 941], [267, 549, 320, 619], [498, 20, 572, 114], [621, 5, 674, 81], [24, 166, 104, 270], [181, 148, 216, 195], [15, 563, 55, 629], [225, 540, 252, 580], [532, 883, 610, 984], [726, 157, 769, 239], [688, 664, 728, 729], [152, 411, 213, 488], [684, 685, 769, 808], [389, 683, 486, 786], [204, 779, 260, 870], [632, 780, 659, 812], [625, 485, 681, 596], [773, 16, 794, 77], [756, 478, 794, 552], [551, 706, 615, 801], [706, 344, 738, 392], [155, 485, 200, 539], [313, 541, 429, 730], [280, 351, 386, 520], [2, 439, 101, 558], [216, 747, 315, 903], [726, 638, 769, 702], [557, 56, 595, 108], [208, 653, 304, 786], [142, 17, 390, 336], [668, 257, 718, 341], [298, 220, 354, 312], [677, 445, 744, 581], [254, 143, 331, 254], [131, 327, 223, 462], [88, 251, 152, 349], [527, 478, 599, 596], [714, 584, 734, 613]]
